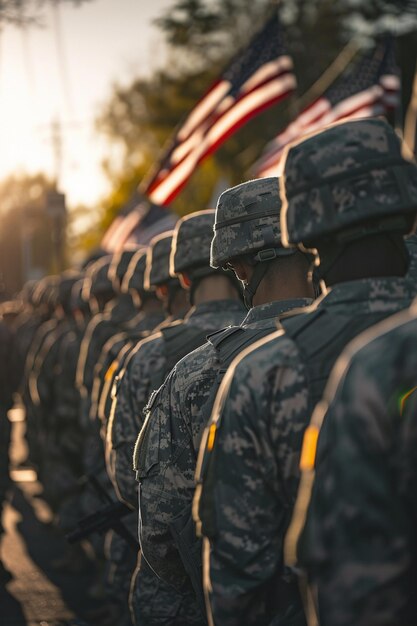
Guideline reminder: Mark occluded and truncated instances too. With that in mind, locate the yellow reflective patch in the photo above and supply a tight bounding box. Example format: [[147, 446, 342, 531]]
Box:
[[399, 386, 417, 416], [299, 425, 319, 471], [207, 423, 217, 452], [105, 360, 118, 382]]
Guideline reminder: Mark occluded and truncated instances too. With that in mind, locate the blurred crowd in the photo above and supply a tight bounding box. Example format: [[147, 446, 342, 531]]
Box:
[[1, 117, 417, 626]]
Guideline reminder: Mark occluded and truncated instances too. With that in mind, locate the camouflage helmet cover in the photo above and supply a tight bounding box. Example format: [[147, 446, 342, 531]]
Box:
[[144, 231, 176, 290], [281, 118, 417, 247], [170, 210, 215, 277], [56, 270, 83, 315], [82, 255, 114, 301], [211, 177, 287, 268], [122, 249, 148, 295], [108, 245, 140, 292]]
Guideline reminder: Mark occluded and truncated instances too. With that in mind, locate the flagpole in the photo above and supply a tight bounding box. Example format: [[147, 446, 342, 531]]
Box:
[[291, 39, 361, 115]]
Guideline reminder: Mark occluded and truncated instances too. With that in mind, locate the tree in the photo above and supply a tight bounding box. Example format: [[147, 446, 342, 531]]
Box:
[[0, 174, 65, 295], [94, 0, 417, 235], [0, 0, 90, 26]]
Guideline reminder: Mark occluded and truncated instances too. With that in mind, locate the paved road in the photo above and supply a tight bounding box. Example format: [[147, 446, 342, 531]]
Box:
[[1, 408, 101, 626]]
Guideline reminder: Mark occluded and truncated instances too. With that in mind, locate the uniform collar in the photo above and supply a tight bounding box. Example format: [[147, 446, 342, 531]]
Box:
[[242, 298, 313, 326], [315, 277, 412, 313], [184, 299, 245, 321]]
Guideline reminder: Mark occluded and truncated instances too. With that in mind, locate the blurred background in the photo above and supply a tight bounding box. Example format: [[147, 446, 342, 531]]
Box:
[[0, 0, 416, 296]]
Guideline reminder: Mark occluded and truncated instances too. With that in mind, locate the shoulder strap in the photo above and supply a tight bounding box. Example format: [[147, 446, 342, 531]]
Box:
[[199, 325, 276, 433], [281, 307, 390, 413], [148, 323, 209, 392]]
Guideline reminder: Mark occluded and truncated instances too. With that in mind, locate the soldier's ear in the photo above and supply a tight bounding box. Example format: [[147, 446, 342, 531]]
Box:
[[228, 259, 252, 284]]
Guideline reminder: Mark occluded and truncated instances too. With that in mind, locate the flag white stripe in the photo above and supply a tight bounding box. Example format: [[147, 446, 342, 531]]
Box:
[[150, 73, 296, 204], [240, 56, 293, 93], [256, 83, 396, 178], [106, 212, 142, 252], [177, 81, 231, 141], [171, 65, 294, 167]]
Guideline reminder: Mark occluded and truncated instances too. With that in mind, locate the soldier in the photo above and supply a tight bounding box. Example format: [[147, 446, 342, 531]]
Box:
[[92, 240, 183, 626], [28, 271, 82, 506], [286, 297, 417, 626], [120, 210, 245, 626], [194, 118, 417, 626], [0, 316, 16, 584], [21, 275, 60, 469], [134, 177, 314, 624], [105, 230, 188, 486]]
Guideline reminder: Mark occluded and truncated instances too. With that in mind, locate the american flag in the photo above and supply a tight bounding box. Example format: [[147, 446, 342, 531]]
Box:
[[101, 202, 177, 253], [254, 38, 400, 179], [141, 14, 296, 206]]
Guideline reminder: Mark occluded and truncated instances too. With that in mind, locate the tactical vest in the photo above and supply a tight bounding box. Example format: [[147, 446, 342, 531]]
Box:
[[167, 323, 279, 621], [148, 322, 210, 393], [279, 307, 392, 423], [199, 324, 278, 427]]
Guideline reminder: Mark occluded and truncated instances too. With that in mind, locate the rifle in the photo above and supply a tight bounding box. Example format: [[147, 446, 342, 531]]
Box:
[[65, 472, 139, 549]]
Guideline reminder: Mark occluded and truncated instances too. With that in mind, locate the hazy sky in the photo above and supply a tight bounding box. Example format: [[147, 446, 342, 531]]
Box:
[[0, 0, 173, 207]]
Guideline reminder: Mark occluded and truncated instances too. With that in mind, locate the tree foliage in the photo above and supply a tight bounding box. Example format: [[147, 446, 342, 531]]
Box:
[[0, 0, 90, 25], [0, 174, 62, 295], [93, 0, 417, 241]]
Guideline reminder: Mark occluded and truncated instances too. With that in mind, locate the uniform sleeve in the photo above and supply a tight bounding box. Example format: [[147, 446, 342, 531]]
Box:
[[203, 349, 307, 626], [137, 372, 196, 589], [111, 354, 144, 507], [112, 339, 166, 507], [304, 357, 415, 626]]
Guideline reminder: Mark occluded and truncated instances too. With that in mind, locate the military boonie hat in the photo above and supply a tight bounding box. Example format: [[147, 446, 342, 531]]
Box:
[[211, 177, 293, 268], [108, 245, 140, 292], [121, 249, 148, 295], [170, 210, 215, 278], [144, 231, 176, 290], [280, 118, 417, 247]]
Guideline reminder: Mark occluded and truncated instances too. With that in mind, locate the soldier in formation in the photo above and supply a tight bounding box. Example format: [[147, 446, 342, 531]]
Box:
[[5, 115, 417, 626]]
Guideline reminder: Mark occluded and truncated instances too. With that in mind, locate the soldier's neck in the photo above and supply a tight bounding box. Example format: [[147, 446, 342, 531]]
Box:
[[193, 275, 240, 306]]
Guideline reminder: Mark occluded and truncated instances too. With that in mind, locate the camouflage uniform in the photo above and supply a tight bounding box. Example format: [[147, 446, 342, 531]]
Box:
[[194, 119, 417, 626], [127, 211, 244, 626], [135, 178, 313, 624], [0, 317, 16, 582], [28, 272, 83, 506], [294, 301, 417, 626]]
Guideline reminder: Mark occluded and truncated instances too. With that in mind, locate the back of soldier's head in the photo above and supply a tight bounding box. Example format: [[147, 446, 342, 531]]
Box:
[[281, 118, 417, 284]]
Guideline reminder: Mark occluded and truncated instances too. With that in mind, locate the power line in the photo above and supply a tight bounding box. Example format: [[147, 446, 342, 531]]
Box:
[[51, 0, 75, 119]]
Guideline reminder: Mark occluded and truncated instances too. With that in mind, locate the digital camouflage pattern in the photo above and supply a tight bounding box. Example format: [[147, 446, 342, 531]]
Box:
[[170, 210, 215, 277], [144, 231, 175, 289], [281, 118, 417, 246], [135, 298, 310, 622], [195, 277, 414, 626], [110, 300, 245, 508], [122, 249, 148, 300], [108, 246, 140, 292], [118, 298, 245, 626], [297, 300, 417, 626], [210, 177, 289, 268]]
